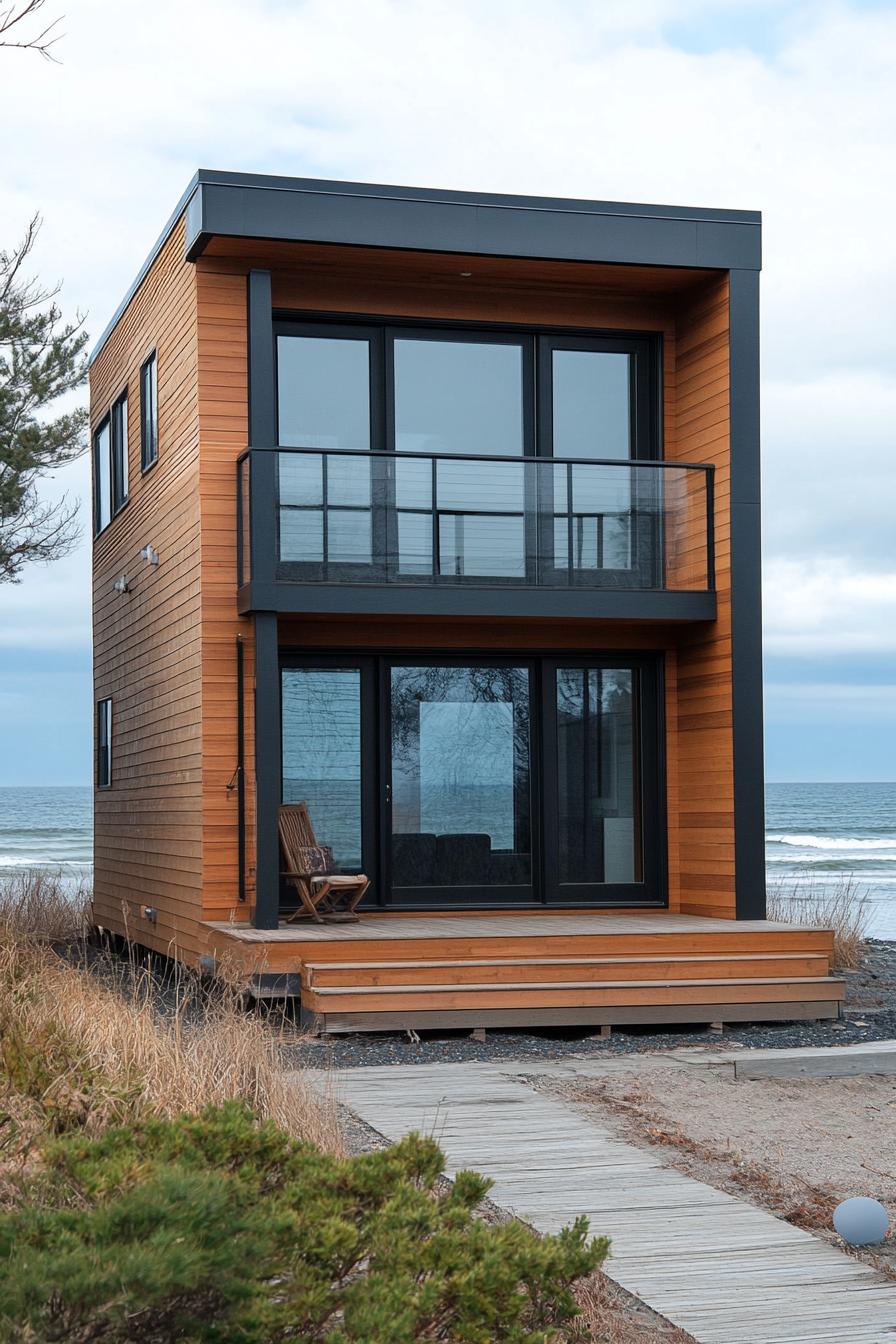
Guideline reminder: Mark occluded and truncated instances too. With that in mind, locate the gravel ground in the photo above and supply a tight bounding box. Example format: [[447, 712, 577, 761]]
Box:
[[280, 938, 896, 1070]]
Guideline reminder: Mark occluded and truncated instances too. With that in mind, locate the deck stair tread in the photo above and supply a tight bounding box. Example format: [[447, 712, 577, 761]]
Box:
[[309, 974, 844, 997], [304, 951, 823, 970]]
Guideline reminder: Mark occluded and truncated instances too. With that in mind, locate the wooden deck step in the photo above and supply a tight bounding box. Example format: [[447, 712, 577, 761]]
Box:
[[302, 975, 845, 1015], [305, 952, 830, 989], [283, 928, 836, 965]]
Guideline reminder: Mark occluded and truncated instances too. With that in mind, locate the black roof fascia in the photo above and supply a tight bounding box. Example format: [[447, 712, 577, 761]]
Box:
[[90, 170, 761, 364]]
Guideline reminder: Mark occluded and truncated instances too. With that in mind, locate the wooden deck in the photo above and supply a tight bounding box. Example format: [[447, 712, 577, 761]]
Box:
[[323, 1060, 896, 1343], [205, 911, 843, 1033]]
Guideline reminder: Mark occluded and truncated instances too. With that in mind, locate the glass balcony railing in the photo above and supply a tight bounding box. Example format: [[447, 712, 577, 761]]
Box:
[[237, 447, 714, 595]]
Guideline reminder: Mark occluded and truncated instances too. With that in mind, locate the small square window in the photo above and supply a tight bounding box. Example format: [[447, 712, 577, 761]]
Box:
[[96, 698, 113, 789], [140, 351, 158, 471]]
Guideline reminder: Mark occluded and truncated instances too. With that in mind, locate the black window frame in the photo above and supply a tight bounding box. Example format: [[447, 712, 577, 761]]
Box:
[[111, 388, 129, 516], [273, 317, 659, 460], [278, 648, 666, 912], [140, 350, 158, 473], [96, 697, 113, 789]]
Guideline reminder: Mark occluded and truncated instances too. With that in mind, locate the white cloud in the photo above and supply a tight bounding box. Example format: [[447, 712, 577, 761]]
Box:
[[1, 0, 895, 671], [764, 557, 896, 655]]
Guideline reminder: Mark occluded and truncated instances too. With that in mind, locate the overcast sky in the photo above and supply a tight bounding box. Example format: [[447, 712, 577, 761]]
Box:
[[1, 0, 895, 785]]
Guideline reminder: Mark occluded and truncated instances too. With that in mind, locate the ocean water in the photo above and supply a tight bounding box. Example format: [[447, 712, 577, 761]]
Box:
[[766, 782, 896, 938], [0, 786, 93, 876], [2, 783, 895, 937]]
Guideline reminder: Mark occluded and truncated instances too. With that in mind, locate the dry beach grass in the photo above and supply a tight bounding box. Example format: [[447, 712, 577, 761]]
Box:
[[767, 872, 872, 969], [0, 869, 341, 1154], [0, 871, 702, 1341]]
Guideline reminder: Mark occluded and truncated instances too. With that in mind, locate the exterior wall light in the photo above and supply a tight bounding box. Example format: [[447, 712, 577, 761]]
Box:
[[112, 574, 130, 594], [141, 544, 160, 566]]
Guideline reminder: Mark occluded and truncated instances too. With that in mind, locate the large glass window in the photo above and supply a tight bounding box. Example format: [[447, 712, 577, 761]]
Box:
[[390, 664, 532, 893], [278, 655, 660, 909], [281, 667, 363, 870], [393, 338, 524, 456], [278, 335, 371, 450], [551, 350, 631, 459]]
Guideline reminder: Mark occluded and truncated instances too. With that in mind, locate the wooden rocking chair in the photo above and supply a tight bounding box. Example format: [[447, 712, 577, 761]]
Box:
[[278, 803, 369, 924]]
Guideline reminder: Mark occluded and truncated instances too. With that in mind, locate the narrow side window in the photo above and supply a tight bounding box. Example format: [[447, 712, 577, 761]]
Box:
[[111, 390, 129, 513], [140, 351, 158, 471], [93, 416, 111, 534], [97, 698, 113, 788]]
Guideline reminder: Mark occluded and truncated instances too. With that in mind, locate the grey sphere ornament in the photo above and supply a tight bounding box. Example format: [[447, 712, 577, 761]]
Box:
[[833, 1197, 889, 1246]]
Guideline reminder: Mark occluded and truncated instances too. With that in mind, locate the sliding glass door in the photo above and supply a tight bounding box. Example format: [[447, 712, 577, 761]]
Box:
[[541, 661, 661, 905], [388, 662, 534, 905], [280, 654, 663, 911]]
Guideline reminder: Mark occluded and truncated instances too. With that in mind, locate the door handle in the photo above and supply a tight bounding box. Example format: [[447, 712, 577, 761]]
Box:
[[385, 783, 392, 805]]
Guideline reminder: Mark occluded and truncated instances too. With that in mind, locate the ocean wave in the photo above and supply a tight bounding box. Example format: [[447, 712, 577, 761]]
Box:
[[771, 833, 896, 851], [767, 856, 896, 872], [0, 856, 93, 869]]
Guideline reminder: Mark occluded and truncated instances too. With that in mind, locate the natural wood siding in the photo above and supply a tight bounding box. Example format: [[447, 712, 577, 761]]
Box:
[[669, 275, 735, 916], [195, 265, 255, 923], [94, 225, 738, 945], [90, 219, 203, 956]]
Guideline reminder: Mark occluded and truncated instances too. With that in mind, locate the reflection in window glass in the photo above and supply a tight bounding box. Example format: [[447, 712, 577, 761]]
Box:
[[278, 336, 370, 449], [281, 668, 362, 870], [556, 667, 640, 884], [390, 665, 531, 889], [394, 339, 523, 456], [552, 350, 631, 459]]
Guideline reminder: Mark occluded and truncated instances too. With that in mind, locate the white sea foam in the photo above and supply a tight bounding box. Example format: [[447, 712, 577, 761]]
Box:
[[773, 833, 896, 851]]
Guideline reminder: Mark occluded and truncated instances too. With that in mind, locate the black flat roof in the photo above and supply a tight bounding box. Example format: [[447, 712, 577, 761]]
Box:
[[90, 169, 762, 363]]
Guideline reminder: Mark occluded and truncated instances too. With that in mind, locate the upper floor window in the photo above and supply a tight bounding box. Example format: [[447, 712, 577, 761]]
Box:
[[94, 388, 129, 534], [140, 350, 158, 471], [96, 698, 112, 788], [275, 323, 654, 461], [111, 390, 128, 513], [93, 417, 112, 533]]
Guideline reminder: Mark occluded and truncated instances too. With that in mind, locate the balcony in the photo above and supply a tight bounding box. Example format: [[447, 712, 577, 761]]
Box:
[[237, 447, 715, 622]]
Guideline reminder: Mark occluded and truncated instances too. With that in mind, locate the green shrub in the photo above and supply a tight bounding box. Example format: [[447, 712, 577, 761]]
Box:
[[0, 1101, 607, 1342]]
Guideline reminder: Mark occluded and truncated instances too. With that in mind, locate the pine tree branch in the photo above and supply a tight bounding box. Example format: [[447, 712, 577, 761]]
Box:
[[0, 212, 89, 581]]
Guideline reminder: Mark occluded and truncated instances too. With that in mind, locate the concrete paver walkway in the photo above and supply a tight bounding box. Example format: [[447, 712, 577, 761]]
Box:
[[319, 1059, 896, 1344]]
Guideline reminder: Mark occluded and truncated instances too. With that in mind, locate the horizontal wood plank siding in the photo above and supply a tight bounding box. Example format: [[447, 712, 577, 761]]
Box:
[[93, 223, 743, 969], [669, 275, 735, 917], [195, 262, 255, 924], [90, 219, 203, 957]]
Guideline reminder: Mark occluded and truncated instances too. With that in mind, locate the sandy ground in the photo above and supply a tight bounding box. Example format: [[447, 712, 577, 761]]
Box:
[[550, 1053, 896, 1270]]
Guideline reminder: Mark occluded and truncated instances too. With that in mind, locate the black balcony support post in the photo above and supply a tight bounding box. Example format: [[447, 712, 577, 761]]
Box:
[[252, 611, 281, 930], [247, 271, 281, 930], [729, 267, 765, 920]]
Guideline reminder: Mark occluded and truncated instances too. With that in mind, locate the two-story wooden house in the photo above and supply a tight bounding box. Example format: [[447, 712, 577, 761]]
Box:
[[89, 171, 842, 1032]]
